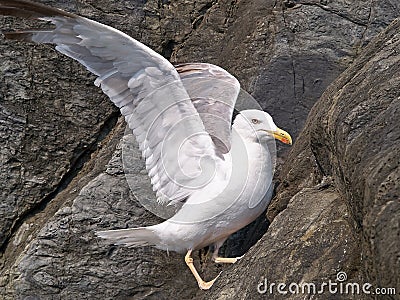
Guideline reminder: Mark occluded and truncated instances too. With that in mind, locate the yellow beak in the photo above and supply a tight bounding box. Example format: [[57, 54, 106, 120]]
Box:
[[272, 127, 292, 145]]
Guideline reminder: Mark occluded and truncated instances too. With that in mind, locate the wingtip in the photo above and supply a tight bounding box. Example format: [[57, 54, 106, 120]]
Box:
[[2, 30, 33, 41], [0, 0, 76, 19]]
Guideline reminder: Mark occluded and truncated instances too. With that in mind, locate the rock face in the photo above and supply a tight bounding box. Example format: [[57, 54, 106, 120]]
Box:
[[206, 16, 400, 299], [0, 0, 399, 299]]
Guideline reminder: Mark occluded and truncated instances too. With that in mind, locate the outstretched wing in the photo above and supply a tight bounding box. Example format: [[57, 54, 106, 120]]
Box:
[[176, 63, 240, 156], [0, 0, 220, 204]]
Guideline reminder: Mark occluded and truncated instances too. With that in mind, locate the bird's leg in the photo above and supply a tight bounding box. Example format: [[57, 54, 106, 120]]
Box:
[[185, 249, 221, 290], [212, 245, 244, 264]]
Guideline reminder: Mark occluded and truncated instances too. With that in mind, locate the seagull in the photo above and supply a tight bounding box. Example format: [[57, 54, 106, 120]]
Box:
[[0, 0, 292, 290]]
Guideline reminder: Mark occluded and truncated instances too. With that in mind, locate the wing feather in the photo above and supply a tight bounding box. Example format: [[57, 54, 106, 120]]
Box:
[[1, 0, 220, 205], [175, 63, 240, 156]]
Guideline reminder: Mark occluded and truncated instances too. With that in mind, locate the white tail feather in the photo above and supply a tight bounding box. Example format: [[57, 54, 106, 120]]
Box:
[[96, 227, 160, 248]]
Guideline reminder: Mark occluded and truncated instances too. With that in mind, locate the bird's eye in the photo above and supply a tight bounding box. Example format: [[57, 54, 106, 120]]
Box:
[[251, 118, 259, 124]]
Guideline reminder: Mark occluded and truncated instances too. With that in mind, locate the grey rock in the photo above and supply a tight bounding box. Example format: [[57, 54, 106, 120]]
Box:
[[2, 120, 197, 299], [200, 187, 361, 299], [308, 19, 400, 293], [0, 1, 120, 248], [0, 0, 399, 299], [172, 0, 400, 143], [261, 14, 400, 300]]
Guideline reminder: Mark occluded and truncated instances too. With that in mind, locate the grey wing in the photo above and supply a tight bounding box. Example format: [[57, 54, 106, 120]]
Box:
[[175, 63, 240, 156], [0, 0, 219, 205]]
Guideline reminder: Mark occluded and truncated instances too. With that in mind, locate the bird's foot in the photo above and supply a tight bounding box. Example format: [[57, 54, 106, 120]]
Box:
[[197, 271, 222, 290], [213, 254, 244, 264], [185, 249, 221, 290]]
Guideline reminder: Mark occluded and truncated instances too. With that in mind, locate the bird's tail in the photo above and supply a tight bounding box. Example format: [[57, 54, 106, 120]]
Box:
[[96, 227, 161, 248]]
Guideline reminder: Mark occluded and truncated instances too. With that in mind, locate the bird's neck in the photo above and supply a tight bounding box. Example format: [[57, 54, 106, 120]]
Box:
[[230, 126, 268, 161], [232, 119, 257, 144], [230, 121, 274, 169]]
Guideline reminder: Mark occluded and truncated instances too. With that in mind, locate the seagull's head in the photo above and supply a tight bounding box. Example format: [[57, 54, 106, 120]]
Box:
[[235, 109, 292, 145]]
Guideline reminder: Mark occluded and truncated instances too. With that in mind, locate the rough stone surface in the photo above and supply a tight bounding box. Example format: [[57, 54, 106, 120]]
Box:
[[201, 17, 400, 300], [229, 14, 400, 300], [171, 0, 400, 141], [0, 0, 399, 299], [309, 20, 400, 295], [2, 119, 199, 299], [201, 187, 361, 299], [0, 0, 122, 249]]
